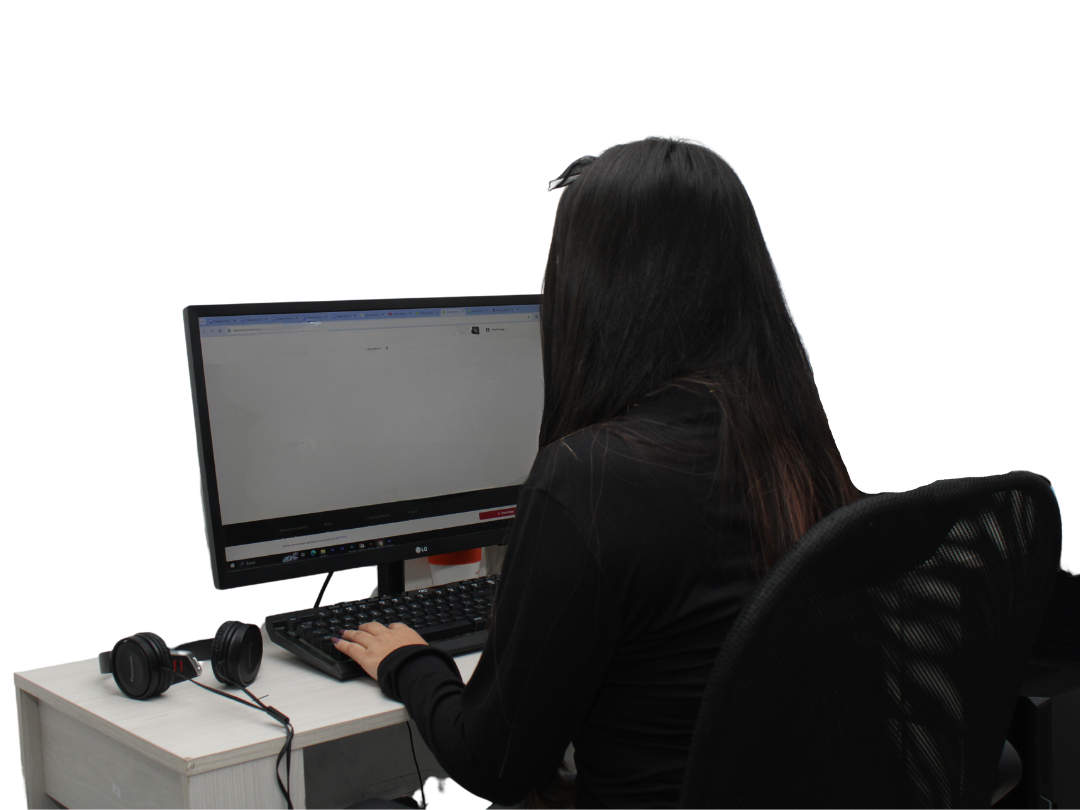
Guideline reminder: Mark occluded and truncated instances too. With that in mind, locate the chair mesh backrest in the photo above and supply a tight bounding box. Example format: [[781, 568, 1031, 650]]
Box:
[[681, 472, 1061, 808]]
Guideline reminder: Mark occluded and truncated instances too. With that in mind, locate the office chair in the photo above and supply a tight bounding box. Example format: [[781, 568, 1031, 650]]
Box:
[[681, 471, 1061, 808]]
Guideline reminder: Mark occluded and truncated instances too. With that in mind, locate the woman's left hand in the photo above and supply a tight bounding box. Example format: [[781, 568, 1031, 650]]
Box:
[[333, 623, 428, 680]]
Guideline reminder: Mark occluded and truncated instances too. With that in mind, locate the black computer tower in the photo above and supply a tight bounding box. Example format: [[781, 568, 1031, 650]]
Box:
[[999, 660, 1080, 808]]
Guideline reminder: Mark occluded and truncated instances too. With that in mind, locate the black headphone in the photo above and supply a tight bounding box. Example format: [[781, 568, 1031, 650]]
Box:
[[98, 620, 262, 700], [99, 622, 293, 806]]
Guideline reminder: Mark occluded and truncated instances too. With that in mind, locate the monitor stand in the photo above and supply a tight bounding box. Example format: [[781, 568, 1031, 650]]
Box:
[[376, 561, 405, 597]]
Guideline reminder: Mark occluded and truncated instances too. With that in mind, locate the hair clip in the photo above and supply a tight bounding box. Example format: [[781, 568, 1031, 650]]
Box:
[[548, 155, 597, 191]]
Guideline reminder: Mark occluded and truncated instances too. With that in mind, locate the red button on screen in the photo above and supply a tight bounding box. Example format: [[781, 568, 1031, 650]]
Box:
[[479, 507, 516, 521]]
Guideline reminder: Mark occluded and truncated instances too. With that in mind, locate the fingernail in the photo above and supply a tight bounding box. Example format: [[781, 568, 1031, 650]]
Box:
[[331, 636, 342, 644]]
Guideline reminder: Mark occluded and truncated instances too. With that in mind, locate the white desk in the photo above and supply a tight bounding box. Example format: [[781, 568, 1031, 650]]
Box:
[[15, 628, 478, 808]]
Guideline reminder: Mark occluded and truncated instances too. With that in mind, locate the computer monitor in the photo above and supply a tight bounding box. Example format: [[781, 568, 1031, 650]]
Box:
[[184, 295, 543, 591]]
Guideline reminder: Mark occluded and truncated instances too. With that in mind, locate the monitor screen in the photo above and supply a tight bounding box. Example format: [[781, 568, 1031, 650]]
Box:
[[184, 295, 543, 589]]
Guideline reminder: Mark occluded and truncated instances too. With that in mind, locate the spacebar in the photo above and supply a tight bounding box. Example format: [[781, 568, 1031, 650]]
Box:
[[418, 619, 474, 642]]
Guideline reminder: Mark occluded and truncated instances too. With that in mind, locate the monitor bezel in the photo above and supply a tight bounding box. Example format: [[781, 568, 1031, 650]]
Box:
[[184, 294, 542, 590]]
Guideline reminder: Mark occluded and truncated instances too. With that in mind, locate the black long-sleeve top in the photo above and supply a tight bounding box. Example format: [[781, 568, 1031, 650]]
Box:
[[377, 383, 759, 808]]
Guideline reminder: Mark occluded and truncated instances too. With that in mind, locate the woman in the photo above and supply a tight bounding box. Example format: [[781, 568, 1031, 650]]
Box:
[[334, 138, 860, 808]]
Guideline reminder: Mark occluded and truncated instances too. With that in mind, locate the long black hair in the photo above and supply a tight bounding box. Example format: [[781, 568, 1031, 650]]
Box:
[[540, 137, 860, 571]]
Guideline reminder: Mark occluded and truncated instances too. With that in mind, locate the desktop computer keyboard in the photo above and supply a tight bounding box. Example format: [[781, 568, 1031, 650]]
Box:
[[266, 573, 500, 680]]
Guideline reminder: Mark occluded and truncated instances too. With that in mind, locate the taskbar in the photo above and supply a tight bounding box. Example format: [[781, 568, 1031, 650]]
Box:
[[224, 505, 517, 571], [226, 535, 400, 572]]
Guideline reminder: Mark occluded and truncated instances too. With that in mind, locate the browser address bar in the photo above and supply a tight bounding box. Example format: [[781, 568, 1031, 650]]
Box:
[[203, 313, 538, 336]]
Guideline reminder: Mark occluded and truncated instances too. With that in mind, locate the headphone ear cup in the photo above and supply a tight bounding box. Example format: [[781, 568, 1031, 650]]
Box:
[[211, 621, 262, 688], [112, 632, 172, 700], [211, 622, 235, 686]]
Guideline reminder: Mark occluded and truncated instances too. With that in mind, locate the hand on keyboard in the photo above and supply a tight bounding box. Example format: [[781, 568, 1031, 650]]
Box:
[[265, 573, 499, 680], [333, 622, 428, 680]]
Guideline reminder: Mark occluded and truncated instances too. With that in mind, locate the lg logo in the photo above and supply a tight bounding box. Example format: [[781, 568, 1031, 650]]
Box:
[[415, 546, 428, 554]]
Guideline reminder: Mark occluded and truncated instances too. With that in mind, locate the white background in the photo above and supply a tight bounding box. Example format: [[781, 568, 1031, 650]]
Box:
[[2, 3, 1077, 808]]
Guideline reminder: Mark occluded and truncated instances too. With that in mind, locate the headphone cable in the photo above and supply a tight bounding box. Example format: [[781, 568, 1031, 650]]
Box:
[[189, 680, 295, 809], [405, 720, 426, 809]]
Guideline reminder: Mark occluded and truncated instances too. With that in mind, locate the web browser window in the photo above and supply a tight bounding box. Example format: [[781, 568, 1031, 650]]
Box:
[[197, 306, 543, 527]]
